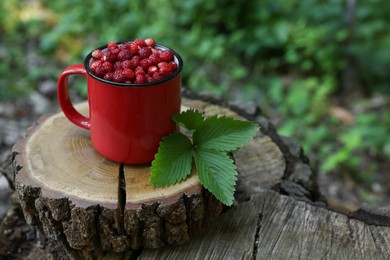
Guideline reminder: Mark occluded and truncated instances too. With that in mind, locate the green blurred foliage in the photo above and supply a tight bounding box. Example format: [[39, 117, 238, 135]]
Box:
[[0, 0, 389, 178]]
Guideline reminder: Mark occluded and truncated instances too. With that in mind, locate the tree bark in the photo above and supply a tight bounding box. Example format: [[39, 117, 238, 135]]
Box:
[[11, 93, 389, 259], [12, 96, 286, 258]]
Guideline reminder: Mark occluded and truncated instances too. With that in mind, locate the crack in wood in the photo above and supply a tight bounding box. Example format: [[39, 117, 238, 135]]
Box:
[[118, 163, 126, 235], [252, 212, 263, 260], [119, 165, 147, 259]]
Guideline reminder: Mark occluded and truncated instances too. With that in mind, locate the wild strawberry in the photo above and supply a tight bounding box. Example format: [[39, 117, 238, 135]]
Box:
[[157, 61, 168, 68], [152, 72, 165, 81], [139, 47, 152, 59], [90, 60, 102, 72], [90, 38, 177, 83], [135, 66, 145, 75], [122, 69, 135, 81], [91, 49, 103, 59], [113, 70, 125, 83], [147, 66, 159, 76], [118, 49, 132, 61], [102, 61, 113, 73], [130, 55, 141, 69], [133, 38, 147, 47], [129, 43, 139, 55], [160, 50, 174, 62], [146, 74, 154, 82], [104, 72, 114, 81], [159, 64, 172, 76], [114, 61, 122, 70], [121, 60, 131, 69], [169, 61, 178, 72], [103, 51, 117, 63], [149, 53, 161, 65], [140, 58, 152, 71], [135, 74, 146, 84], [94, 66, 106, 77], [107, 42, 118, 50], [120, 42, 131, 50], [145, 38, 156, 48], [112, 48, 120, 55]]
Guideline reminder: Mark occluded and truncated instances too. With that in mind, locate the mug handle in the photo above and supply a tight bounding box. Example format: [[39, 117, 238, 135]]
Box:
[[57, 64, 91, 130]]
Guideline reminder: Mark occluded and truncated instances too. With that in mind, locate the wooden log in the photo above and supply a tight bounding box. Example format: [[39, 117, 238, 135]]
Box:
[[140, 190, 390, 259], [138, 94, 390, 259], [9, 93, 390, 259], [12, 97, 286, 258]]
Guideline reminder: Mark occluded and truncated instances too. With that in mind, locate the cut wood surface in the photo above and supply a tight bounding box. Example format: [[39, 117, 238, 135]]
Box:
[[140, 190, 390, 260], [12, 97, 286, 258], [11, 94, 390, 259]]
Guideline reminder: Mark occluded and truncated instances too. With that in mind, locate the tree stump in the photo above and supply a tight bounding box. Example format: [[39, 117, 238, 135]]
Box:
[[12, 96, 286, 259], [12, 94, 390, 259]]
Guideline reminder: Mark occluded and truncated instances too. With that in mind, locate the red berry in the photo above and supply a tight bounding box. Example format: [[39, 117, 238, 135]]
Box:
[[89, 38, 178, 83], [112, 48, 120, 55], [107, 42, 118, 50], [121, 60, 131, 69], [129, 43, 139, 55], [104, 72, 114, 81], [140, 58, 152, 71], [113, 61, 122, 70], [169, 61, 178, 71], [128, 62, 138, 70], [94, 66, 106, 77], [102, 61, 113, 73], [133, 38, 146, 47], [113, 70, 125, 82], [91, 49, 103, 59], [118, 49, 132, 61], [159, 64, 172, 76], [146, 74, 154, 82], [160, 50, 174, 62], [135, 66, 145, 75], [90, 60, 102, 72], [139, 47, 152, 59], [147, 66, 159, 76], [103, 51, 117, 63], [152, 72, 165, 81], [130, 55, 141, 69], [120, 42, 131, 50], [145, 38, 156, 47], [157, 61, 168, 68], [135, 74, 146, 84], [149, 53, 161, 65], [122, 69, 135, 81]]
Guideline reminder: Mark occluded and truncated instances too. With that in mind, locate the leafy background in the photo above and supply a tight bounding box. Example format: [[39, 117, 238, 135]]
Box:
[[0, 0, 389, 209]]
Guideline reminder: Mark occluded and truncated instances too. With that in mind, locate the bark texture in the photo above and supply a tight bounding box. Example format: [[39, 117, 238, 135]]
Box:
[[13, 94, 388, 259], [12, 97, 286, 258]]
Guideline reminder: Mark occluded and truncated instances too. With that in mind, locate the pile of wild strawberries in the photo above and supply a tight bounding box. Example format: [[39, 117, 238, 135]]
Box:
[[89, 38, 178, 84]]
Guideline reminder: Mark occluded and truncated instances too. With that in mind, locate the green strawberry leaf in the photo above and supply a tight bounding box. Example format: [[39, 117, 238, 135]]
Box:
[[151, 109, 259, 206], [193, 147, 237, 206], [193, 115, 259, 151], [150, 132, 193, 187], [173, 109, 204, 131]]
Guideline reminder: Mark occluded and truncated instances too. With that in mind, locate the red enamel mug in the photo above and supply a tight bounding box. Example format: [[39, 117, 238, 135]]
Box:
[[57, 42, 183, 164]]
